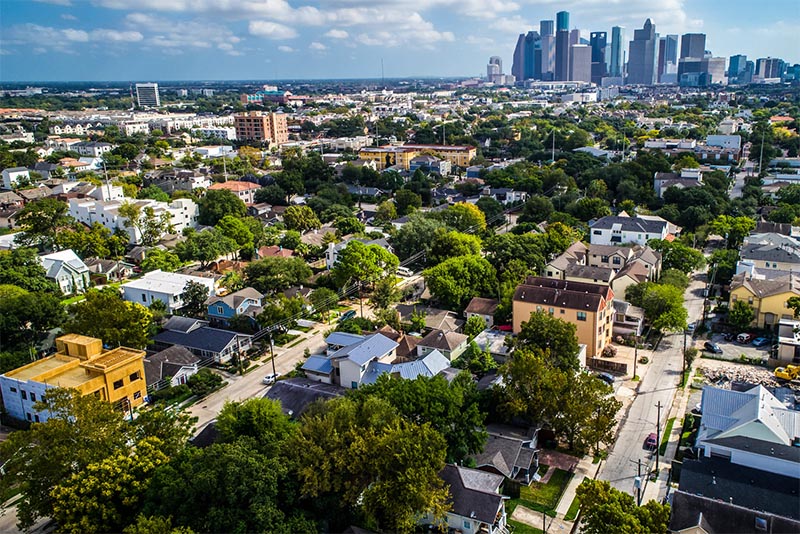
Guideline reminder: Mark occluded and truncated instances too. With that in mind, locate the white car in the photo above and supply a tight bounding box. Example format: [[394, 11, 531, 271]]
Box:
[[263, 373, 279, 385]]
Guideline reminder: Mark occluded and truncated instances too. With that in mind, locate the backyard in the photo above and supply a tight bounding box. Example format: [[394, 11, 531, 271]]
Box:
[[507, 466, 573, 518]]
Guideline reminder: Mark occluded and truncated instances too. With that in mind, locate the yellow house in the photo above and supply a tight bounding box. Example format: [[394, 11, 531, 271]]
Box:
[[0, 334, 147, 422], [512, 277, 615, 358], [729, 273, 800, 328]]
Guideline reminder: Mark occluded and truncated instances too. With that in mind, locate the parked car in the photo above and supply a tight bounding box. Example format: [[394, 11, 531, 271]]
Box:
[[752, 337, 770, 347], [338, 310, 357, 323], [263, 373, 279, 385], [396, 266, 413, 277], [644, 433, 658, 451], [723, 332, 736, 342], [686, 322, 696, 334], [737, 333, 754, 344], [703, 341, 723, 354], [595, 372, 615, 385]]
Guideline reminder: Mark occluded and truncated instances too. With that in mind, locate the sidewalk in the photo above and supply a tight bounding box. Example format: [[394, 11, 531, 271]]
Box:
[[554, 455, 599, 517]]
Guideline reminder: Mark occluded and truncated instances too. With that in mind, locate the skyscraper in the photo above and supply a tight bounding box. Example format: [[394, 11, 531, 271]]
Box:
[[590, 31, 607, 84], [728, 54, 747, 83], [487, 56, 502, 81], [539, 20, 555, 81], [556, 29, 570, 81], [569, 44, 592, 83], [569, 29, 580, 47], [135, 83, 160, 108], [511, 32, 541, 82], [680, 33, 706, 59], [627, 19, 657, 85], [540, 20, 554, 37], [706, 57, 727, 85], [609, 26, 625, 77], [556, 11, 569, 32], [756, 57, 785, 80], [512, 34, 526, 82], [657, 34, 678, 82]]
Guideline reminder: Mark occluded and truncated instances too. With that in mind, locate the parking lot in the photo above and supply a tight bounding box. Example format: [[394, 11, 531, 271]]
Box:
[[694, 332, 772, 362]]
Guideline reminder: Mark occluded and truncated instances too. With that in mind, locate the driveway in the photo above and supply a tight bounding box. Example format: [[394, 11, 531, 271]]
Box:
[[697, 333, 771, 362]]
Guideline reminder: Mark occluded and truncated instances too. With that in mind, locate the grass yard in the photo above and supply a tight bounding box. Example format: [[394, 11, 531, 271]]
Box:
[[507, 519, 544, 534], [508, 467, 573, 518], [659, 417, 676, 455], [564, 477, 588, 521]]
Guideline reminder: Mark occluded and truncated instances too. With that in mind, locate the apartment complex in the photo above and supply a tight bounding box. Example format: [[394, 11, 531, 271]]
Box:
[[512, 276, 614, 357], [233, 112, 289, 145], [358, 144, 477, 170], [0, 334, 147, 422]]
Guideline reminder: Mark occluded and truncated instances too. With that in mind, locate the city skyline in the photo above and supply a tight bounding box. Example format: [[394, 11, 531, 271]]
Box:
[[0, 0, 798, 81]]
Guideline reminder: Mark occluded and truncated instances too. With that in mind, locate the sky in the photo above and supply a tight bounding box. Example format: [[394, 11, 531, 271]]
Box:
[[0, 0, 799, 82]]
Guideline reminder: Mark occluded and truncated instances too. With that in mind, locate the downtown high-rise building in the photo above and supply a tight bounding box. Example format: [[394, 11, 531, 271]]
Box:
[[728, 54, 747, 84], [540, 20, 554, 37], [609, 26, 625, 77], [487, 56, 502, 80], [680, 33, 706, 59], [627, 19, 657, 85], [556, 11, 569, 32], [554, 11, 570, 81], [589, 31, 608, 84], [512, 31, 542, 82], [569, 44, 592, 83], [135, 83, 160, 108], [540, 20, 556, 80], [755, 57, 785, 80], [657, 34, 678, 82]]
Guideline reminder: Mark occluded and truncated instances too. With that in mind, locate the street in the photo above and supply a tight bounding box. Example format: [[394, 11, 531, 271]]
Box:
[[730, 152, 754, 199], [599, 273, 707, 495]]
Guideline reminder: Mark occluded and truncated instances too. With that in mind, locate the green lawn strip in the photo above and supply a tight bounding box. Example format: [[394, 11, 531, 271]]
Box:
[[564, 477, 588, 521], [286, 337, 306, 349], [60, 294, 86, 306], [659, 417, 676, 455], [507, 519, 544, 534]]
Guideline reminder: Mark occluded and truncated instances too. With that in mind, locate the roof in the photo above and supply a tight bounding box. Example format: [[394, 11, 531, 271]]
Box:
[[740, 242, 800, 264], [439, 465, 505, 525], [330, 333, 398, 366], [143, 346, 199, 386], [418, 329, 468, 352], [264, 377, 345, 417], [2, 166, 28, 173], [40, 249, 89, 278], [154, 326, 247, 354], [301, 355, 333, 374], [473, 433, 534, 478], [206, 287, 263, 310], [391, 350, 449, 379], [589, 214, 668, 233], [258, 245, 293, 258], [730, 272, 799, 299], [704, 435, 800, 464], [465, 297, 499, 316], [669, 490, 800, 534], [123, 269, 215, 296], [162, 316, 207, 333], [208, 180, 260, 192], [564, 263, 614, 282], [325, 331, 365, 348], [513, 276, 612, 311]]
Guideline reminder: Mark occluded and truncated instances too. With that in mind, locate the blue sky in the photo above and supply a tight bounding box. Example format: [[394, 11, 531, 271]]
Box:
[[1, 0, 798, 81]]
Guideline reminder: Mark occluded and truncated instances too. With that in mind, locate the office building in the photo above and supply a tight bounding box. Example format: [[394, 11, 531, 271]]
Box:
[[556, 11, 569, 32], [680, 33, 706, 59], [555, 29, 570, 81], [569, 44, 592, 83], [511, 31, 541, 82], [589, 31, 607, 84], [756, 57, 785, 80], [609, 26, 625, 77], [487, 56, 502, 81], [234, 111, 289, 145], [657, 34, 678, 82], [569, 29, 580, 47], [135, 83, 160, 108], [512, 34, 526, 81], [0, 334, 147, 423], [540, 20, 554, 37], [728, 54, 747, 83], [706, 57, 727, 84], [540, 20, 556, 80], [627, 19, 658, 85]]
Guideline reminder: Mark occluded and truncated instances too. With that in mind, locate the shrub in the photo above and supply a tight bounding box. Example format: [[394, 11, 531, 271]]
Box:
[[638, 356, 649, 364], [187, 368, 223, 397], [149, 383, 190, 402], [601, 345, 618, 358]]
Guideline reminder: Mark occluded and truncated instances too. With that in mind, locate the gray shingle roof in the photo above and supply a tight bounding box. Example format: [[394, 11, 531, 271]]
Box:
[[439, 465, 504, 525], [589, 215, 668, 233], [330, 333, 398, 365], [264, 377, 345, 417], [418, 329, 468, 352], [155, 326, 246, 354], [473, 433, 534, 478]]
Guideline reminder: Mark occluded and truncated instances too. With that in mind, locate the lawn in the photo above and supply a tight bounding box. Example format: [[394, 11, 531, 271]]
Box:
[[659, 417, 676, 455], [507, 519, 544, 534], [564, 477, 588, 521], [508, 467, 573, 517]]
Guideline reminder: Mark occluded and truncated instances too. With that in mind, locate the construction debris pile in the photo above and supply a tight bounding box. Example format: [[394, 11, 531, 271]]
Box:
[[698, 365, 800, 392]]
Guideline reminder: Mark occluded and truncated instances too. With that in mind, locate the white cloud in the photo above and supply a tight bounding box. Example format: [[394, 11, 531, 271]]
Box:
[[61, 14, 78, 20], [488, 16, 529, 34], [90, 29, 143, 42], [33, 0, 71, 5], [125, 13, 240, 51], [248, 21, 298, 40], [465, 35, 495, 46], [324, 29, 349, 39], [0, 49, 11, 56], [309, 41, 327, 50], [5, 23, 143, 51], [278, 45, 295, 52], [62, 28, 89, 42]]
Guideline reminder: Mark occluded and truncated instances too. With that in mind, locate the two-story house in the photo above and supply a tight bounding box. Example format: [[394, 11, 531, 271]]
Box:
[[206, 287, 264, 327], [153, 316, 252, 364], [40, 249, 91, 294], [588, 213, 679, 246], [122, 270, 216, 313], [416, 329, 469, 361], [464, 297, 499, 329], [728, 271, 800, 328], [513, 276, 614, 358], [208, 180, 260, 205]]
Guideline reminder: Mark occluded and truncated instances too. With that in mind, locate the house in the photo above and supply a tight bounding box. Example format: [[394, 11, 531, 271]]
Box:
[[206, 287, 264, 326], [73, 141, 114, 158], [610, 261, 651, 300], [153, 316, 252, 364], [2, 167, 31, 189], [395, 304, 465, 332], [773, 318, 800, 366], [40, 249, 91, 294], [143, 346, 200, 389], [30, 162, 60, 180], [83, 258, 135, 283], [17, 186, 51, 203], [472, 425, 538, 483], [419, 465, 508, 534], [588, 212, 679, 246], [257, 245, 293, 259], [264, 377, 345, 418], [417, 329, 469, 361], [0, 206, 20, 230], [728, 271, 800, 328], [738, 233, 800, 272], [653, 168, 703, 198], [360, 349, 450, 386], [208, 180, 260, 205], [480, 186, 528, 205], [513, 276, 614, 358], [409, 154, 451, 176], [122, 270, 216, 313], [611, 300, 645, 337], [331, 333, 398, 389], [0, 334, 147, 423], [0, 191, 23, 208], [472, 329, 513, 363], [464, 297, 499, 328]]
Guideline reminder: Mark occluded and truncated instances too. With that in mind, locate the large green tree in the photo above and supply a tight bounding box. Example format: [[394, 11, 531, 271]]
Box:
[[439, 202, 487, 233], [626, 282, 687, 332], [244, 256, 312, 294], [198, 189, 247, 226], [331, 240, 399, 288], [428, 229, 482, 264], [117, 202, 174, 247], [283, 205, 322, 232], [514, 311, 581, 371], [647, 239, 705, 274], [216, 398, 294, 455], [0, 288, 65, 353], [728, 300, 755, 330], [576, 479, 670, 534], [64, 288, 154, 348], [423, 254, 496, 310], [709, 214, 756, 249], [14, 197, 72, 251], [140, 248, 181, 273]]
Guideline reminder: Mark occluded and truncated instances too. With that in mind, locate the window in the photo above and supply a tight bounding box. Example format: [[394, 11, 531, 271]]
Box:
[[577, 312, 587, 321], [351, 381, 358, 389], [612, 257, 621, 265], [141, 293, 147, 302], [34, 415, 40, 423], [30, 393, 36, 402], [129, 371, 141, 382], [463, 521, 471, 530], [9, 387, 16, 393], [113, 379, 124, 390], [748, 297, 754, 305], [593, 230, 601, 235], [560, 309, 565, 314], [133, 391, 142, 400], [217, 306, 224, 314], [549, 308, 554, 315], [21, 390, 27, 400], [601, 256, 609, 263], [26, 413, 32, 421]]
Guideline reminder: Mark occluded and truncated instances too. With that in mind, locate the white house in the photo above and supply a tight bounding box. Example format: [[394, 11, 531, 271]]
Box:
[[2, 167, 31, 190], [40, 249, 90, 294], [73, 141, 114, 157], [121, 270, 216, 313], [589, 213, 678, 246]]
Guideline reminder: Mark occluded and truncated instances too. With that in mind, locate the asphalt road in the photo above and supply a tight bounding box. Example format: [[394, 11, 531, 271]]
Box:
[[599, 273, 707, 494], [730, 158, 755, 199]]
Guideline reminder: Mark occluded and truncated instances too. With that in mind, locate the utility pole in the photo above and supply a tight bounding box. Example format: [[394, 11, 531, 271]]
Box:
[[637, 458, 643, 506], [655, 401, 663, 472], [758, 128, 765, 176], [633, 335, 638, 380], [551, 129, 556, 162], [682, 330, 687, 386], [269, 333, 276, 377]]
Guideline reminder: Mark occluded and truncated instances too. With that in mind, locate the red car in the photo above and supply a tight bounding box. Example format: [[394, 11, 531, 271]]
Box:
[[644, 433, 658, 451]]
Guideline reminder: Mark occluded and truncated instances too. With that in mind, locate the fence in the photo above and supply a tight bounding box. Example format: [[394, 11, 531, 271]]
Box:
[[588, 358, 628, 375]]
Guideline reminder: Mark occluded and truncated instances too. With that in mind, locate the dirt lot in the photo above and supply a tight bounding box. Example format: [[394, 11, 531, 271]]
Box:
[[694, 357, 799, 392]]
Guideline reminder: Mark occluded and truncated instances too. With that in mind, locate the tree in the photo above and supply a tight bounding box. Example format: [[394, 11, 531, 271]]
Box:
[[569, 197, 611, 221], [576, 479, 670, 534], [423, 255, 497, 310], [394, 189, 422, 216], [626, 282, 687, 332], [117, 202, 174, 247], [140, 248, 181, 273], [453, 341, 497, 375], [138, 185, 170, 202], [310, 287, 339, 319], [374, 200, 398, 223], [659, 268, 690, 290], [0, 248, 58, 292], [788, 296, 800, 318], [709, 248, 739, 285], [648, 239, 705, 273], [428, 229, 482, 265], [552, 372, 620, 453], [519, 195, 554, 224], [331, 240, 399, 288], [283, 205, 321, 232], [186, 368, 223, 397], [64, 288, 154, 348], [369, 276, 401, 310], [287, 396, 449, 533], [463, 315, 487, 339], [14, 197, 71, 250], [410, 308, 427, 332], [123, 515, 194, 534], [391, 212, 447, 260], [216, 398, 293, 455], [244, 256, 312, 294], [729, 300, 755, 330], [254, 184, 288, 206], [198, 189, 246, 226], [55, 222, 127, 260], [515, 311, 581, 371], [440, 202, 487, 233], [0, 289, 65, 352], [709, 215, 756, 249], [334, 216, 365, 236], [180, 281, 209, 318], [256, 294, 305, 328], [499, 348, 567, 427], [215, 215, 254, 252], [174, 229, 233, 267], [475, 196, 505, 226]]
